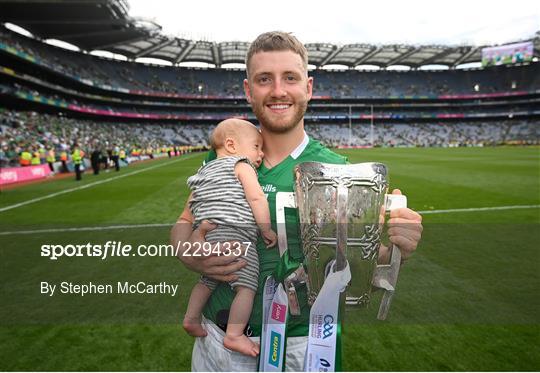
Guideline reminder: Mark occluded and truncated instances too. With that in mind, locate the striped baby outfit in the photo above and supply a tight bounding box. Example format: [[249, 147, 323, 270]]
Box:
[[187, 156, 260, 291]]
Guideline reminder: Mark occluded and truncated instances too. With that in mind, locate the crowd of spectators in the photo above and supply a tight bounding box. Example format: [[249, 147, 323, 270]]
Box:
[[2, 109, 537, 167], [1, 27, 538, 168], [2, 27, 539, 98], [2, 79, 537, 125], [0, 110, 212, 167], [307, 121, 539, 147]]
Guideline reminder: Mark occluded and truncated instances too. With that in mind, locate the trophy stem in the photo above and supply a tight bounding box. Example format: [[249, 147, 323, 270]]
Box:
[[335, 185, 348, 272]]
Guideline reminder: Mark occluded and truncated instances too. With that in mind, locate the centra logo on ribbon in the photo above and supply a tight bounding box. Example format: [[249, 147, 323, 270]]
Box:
[[271, 302, 286, 322], [269, 331, 282, 367]]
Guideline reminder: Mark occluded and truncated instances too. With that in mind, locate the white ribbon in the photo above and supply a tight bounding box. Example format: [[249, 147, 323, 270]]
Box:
[[260, 279, 289, 371], [304, 262, 351, 372]]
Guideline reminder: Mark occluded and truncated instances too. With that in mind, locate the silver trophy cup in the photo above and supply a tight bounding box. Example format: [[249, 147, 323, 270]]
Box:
[[276, 162, 406, 320]]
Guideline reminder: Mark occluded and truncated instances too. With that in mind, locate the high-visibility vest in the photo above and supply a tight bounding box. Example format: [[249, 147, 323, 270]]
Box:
[[119, 149, 126, 159], [46, 150, 55, 163], [60, 151, 68, 161], [31, 152, 41, 165], [20, 151, 32, 166], [72, 149, 82, 165]]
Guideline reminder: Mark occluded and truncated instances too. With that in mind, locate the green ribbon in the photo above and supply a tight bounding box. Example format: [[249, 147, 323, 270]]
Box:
[[272, 248, 300, 282]]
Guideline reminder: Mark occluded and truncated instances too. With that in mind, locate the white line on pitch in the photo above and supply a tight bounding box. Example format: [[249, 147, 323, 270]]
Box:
[[0, 223, 172, 236], [1, 204, 538, 236], [0, 155, 198, 213], [417, 204, 540, 214]]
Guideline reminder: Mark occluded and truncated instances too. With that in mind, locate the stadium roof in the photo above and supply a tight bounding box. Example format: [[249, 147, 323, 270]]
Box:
[[0, 0, 160, 51], [1, 0, 539, 69]]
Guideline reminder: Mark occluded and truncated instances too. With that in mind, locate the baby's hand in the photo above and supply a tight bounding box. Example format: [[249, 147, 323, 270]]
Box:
[[262, 229, 277, 248]]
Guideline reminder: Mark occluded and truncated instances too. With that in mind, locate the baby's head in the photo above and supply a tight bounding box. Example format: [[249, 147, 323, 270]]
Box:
[[210, 118, 264, 167]]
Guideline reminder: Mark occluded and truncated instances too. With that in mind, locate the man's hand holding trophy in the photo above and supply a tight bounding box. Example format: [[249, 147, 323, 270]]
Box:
[[260, 162, 421, 372]]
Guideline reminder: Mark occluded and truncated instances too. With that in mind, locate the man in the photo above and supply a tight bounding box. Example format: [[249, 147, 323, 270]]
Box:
[[119, 147, 127, 164], [170, 31, 423, 371], [112, 143, 120, 172], [31, 148, 41, 166], [72, 144, 83, 181], [106, 146, 112, 171], [91, 146, 102, 175], [60, 149, 68, 173], [19, 148, 32, 167], [46, 147, 55, 173]]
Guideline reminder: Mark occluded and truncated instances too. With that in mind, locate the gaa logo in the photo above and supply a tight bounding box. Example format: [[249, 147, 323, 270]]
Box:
[[322, 314, 334, 339]]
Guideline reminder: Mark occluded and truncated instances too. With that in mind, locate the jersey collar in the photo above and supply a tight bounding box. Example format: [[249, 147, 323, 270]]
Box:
[[290, 131, 309, 160]]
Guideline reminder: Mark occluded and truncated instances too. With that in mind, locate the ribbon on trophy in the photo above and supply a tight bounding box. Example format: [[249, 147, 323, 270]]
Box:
[[260, 162, 407, 372], [304, 262, 351, 372], [259, 192, 298, 371], [259, 277, 288, 371]]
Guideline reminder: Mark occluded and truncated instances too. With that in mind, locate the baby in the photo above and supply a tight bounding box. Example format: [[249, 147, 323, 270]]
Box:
[[183, 118, 277, 357]]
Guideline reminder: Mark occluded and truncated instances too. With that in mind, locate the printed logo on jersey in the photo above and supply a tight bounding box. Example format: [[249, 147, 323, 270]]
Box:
[[262, 184, 277, 193]]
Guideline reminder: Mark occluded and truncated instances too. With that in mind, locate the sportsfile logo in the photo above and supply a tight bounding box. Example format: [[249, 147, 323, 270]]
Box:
[[269, 331, 281, 367], [271, 302, 286, 322]]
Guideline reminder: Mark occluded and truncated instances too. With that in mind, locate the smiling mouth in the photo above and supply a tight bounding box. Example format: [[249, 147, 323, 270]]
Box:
[[267, 103, 292, 112]]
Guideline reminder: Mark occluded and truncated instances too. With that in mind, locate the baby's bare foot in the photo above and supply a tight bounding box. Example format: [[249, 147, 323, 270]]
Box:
[[224, 334, 260, 357], [182, 316, 207, 337]]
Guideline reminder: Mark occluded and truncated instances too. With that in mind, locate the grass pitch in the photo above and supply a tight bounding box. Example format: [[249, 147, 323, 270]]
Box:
[[0, 147, 539, 371]]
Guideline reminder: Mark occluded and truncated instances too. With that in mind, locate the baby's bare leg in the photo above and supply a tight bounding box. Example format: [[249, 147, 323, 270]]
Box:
[[223, 286, 259, 357], [183, 282, 212, 337]]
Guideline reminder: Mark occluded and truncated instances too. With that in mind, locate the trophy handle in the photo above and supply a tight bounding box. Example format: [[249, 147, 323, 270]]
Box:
[[276, 192, 307, 315], [372, 194, 407, 320], [276, 192, 297, 257]]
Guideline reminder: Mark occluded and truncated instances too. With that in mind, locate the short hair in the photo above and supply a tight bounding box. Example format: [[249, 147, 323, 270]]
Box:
[[245, 31, 308, 77]]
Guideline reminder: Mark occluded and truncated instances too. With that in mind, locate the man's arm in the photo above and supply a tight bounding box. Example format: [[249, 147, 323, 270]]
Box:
[[378, 189, 423, 264], [170, 197, 247, 282]]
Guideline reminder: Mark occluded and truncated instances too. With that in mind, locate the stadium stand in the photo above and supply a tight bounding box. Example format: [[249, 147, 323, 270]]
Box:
[[2, 108, 537, 167], [1, 28, 539, 97], [0, 18, 538, 169], [0, 110, 209, 168]]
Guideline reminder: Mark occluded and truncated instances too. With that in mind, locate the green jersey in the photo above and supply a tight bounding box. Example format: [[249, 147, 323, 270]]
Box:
[[202, 137, 347, 337]]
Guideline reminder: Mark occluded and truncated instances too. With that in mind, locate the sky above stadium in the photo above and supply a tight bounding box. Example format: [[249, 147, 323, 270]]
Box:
[[128, 0, 540, 46]]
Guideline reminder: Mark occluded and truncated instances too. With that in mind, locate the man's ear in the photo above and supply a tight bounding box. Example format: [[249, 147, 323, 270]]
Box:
[[243, 79, 252, 104], [224, 137, 236, 153], [306, 76, 313, 101]]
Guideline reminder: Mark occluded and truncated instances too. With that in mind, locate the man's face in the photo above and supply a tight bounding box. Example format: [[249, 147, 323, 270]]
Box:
[[244, 51, 313, 133]]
